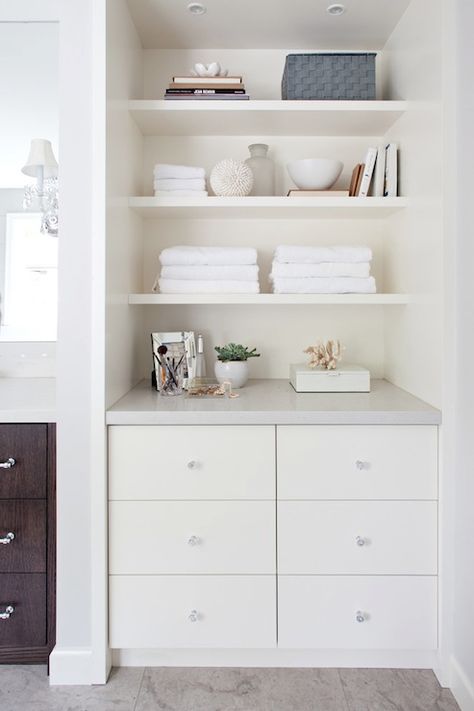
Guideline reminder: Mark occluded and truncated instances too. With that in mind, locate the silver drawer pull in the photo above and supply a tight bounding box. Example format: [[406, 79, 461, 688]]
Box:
[[356, 611, 367, 623], [0, 458, 16, 469], [0, 605, 15, 620], [187, 460, 199, 470], [356, 536, 367, 547], [356, 460, 370, 471], [0, 532, 15, 545], [188, 609, 200, 623], [187, 535, 201, 547]]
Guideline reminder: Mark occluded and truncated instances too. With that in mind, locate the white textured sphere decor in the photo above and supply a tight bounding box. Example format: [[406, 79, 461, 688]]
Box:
[[210, 159, 254, 197]]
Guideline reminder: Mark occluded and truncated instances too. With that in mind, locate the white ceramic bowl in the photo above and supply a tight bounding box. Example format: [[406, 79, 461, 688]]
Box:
[[287, 158, 344, 190]]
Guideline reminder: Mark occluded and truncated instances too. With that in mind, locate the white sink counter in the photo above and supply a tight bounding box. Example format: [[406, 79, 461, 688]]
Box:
[[0, 378, 56, 423], [107, 378, 441, 426]]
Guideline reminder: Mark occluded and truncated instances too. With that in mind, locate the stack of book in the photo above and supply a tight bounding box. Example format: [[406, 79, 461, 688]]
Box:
[[165, 75, 249, 101], [349, 143, 398, 197]]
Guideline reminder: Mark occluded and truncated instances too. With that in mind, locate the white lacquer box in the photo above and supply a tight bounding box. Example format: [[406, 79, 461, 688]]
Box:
[[290, 364, 371, 393]]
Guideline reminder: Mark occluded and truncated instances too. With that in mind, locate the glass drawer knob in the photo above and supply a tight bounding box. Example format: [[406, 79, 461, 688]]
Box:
[[188, 609, 199, 623], [356, 460, 370, 471], [356, 611, 366, 623], [187, 535, 200, 546], [356, 536, 366, 547], [187, 460, 198, 470]]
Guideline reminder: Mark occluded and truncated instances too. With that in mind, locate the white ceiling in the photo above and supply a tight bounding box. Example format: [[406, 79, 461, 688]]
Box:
[[127, 0, 411, 50]]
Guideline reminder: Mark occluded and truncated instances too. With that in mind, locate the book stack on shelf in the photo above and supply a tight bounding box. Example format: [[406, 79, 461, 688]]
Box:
[[165, 75, 249, 101], [349, 143, 398, 197]]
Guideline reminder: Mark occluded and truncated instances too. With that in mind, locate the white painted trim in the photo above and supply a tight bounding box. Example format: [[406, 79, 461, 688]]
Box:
[[89, 0, 110, 687], [112, 648, 439, 669], [450, 657, 474, 711], [49, 647, 93, 686]]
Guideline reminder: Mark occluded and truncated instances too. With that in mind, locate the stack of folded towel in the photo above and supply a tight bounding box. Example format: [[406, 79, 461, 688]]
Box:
[[270, 246, 376, 293], [154, 246, 260, 294], [154, 164, 208, 197]]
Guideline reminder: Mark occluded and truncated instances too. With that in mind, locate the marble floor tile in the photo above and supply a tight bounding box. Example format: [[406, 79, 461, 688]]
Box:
[[135, 667, 349, 711], [0, 665, 144, 711], [339, 669, 460, 711]]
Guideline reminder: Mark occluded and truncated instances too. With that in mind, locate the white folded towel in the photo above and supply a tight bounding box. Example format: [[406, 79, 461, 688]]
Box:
[[161, 265, 259, 281], [158, 279, 260, 294], [154, 190, 209, 197], [272, 276, 376, 294], [274, 245, 373, 264], [154, 178, 206, 191], [270, 262, 371, 279], [159, 246, 258, 266], [154, 164, 206, 180]]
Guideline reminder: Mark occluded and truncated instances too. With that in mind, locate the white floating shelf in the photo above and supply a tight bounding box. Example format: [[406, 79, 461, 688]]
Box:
[[129, 294, 411, 306], [128, 100, 408, 137], [128, 196, 407, 219]]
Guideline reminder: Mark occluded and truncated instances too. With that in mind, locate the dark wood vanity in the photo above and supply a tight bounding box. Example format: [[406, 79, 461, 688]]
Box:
[[0, 424, 56, 663]]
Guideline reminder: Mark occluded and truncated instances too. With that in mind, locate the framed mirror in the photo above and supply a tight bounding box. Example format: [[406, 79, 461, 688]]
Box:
[[0, 19, 59, 342]]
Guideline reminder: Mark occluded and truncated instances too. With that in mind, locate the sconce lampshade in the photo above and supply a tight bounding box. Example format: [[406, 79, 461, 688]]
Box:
[[22, 139, 59, 178]]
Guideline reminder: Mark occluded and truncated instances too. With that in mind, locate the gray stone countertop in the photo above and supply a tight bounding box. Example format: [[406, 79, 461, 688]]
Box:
[[106, 378, 441, 426]]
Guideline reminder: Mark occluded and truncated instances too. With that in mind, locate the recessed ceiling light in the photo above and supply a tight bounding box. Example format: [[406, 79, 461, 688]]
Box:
[[187, 2, 207, 14], [327, 4, 346, 16]]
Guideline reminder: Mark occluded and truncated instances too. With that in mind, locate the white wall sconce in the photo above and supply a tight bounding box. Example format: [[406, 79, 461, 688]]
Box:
[[22, 139, 59, 235]]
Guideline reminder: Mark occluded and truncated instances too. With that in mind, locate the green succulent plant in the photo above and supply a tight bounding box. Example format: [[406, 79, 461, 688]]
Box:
[[214, 343, 261, 362]]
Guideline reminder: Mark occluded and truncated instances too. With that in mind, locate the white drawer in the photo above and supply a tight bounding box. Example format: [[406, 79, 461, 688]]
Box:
[[109, 501, 275, 574], [278, 501, 437, 575], [278, 576, 437, 650], [277, 425, 437, 500], [109, 425, 275, 500], [109, 575, 276, 649]]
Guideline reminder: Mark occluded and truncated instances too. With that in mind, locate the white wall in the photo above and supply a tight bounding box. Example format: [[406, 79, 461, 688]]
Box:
[[381, 0, 443, 409], [50, 0, 108, 685], [450, 1, 474, 707]]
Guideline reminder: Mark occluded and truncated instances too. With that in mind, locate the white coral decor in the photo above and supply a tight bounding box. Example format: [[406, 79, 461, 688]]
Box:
[[210, 159, 254, 197], [304, 340, 344, 370]]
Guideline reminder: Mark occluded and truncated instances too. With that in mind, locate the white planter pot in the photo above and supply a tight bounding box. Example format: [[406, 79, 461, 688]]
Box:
[[214, 360, 249, 389]]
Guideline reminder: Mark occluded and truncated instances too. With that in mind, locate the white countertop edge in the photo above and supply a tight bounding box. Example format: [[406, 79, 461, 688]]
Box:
[[106, 410, 441, 426], [0, 410, 56, 424]]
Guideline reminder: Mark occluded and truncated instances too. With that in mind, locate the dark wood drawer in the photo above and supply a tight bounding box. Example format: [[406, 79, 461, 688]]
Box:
[[0, 425, 47, 499], [0, 501, 46, 573], [0, 574, 46, 648]]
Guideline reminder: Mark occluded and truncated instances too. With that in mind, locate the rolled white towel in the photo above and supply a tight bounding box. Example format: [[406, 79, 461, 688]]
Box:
[[272, 276, 376, 294], [154, 178, 206, 191], [154, 164, 206, 180], [154, 190, 209, 197], [270, 262, 371, 279], [161, 264, 259, 281], [158, 279, 260, 294], [274, 245, 373, 264], [159, 246, 258, 266]]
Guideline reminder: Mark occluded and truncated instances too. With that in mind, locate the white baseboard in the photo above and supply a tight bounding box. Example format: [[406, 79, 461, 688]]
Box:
[[112, 648, 438, 669], [451, 657, 474, 711], [49, 647, 94, 686]]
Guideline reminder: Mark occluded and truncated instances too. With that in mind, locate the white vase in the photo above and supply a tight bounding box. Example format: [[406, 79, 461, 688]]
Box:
[[214, 360, 249, 388], [245, 143, 275, 196]]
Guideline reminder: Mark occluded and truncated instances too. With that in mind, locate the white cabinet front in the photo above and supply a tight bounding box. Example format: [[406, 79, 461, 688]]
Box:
[[109, 425, 275, 500], [278, 425, 438, 500], [278, 576, 437, 650], [109, 500, 275, 574], [278, 501, 437, 575], [109, 575, 276, 649]]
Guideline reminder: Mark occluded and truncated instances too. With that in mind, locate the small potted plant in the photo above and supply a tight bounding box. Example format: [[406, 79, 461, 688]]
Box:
[[214, 343, 260, 388]]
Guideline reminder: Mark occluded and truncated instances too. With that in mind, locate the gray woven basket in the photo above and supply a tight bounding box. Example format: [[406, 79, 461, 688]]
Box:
[[282, 53, 376, 100]]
